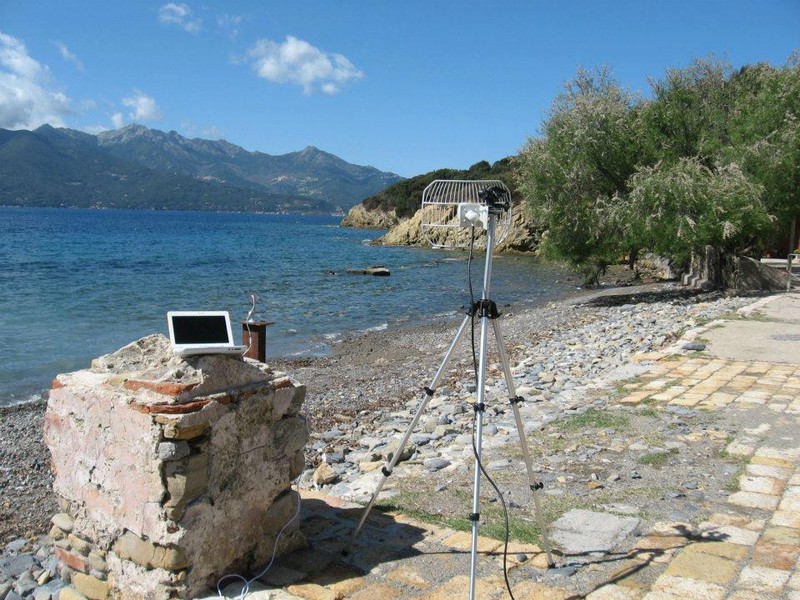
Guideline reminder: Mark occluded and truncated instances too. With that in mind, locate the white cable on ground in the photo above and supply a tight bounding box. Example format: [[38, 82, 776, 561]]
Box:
[[216, 486, 302, 600]]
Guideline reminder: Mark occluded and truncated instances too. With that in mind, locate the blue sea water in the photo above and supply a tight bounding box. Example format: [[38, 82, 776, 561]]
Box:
[[0, 207, 577, 406]]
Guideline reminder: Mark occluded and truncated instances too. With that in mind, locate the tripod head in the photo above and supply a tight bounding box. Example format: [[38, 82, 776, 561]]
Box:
[[478, 185, 511, 213]]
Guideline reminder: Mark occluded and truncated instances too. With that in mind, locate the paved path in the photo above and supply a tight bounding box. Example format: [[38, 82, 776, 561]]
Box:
[[206, 292, 800, 600]]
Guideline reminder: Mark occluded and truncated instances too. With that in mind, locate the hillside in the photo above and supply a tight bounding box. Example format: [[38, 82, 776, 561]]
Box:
[[341, 157, 541, 252], [0, 125, 403, 213], [355, 158, 516, 219]]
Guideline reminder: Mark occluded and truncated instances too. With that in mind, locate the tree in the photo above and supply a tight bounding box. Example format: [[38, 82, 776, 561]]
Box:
[[623, 158, 770, 266], [516, 66, 643, 281], [724, 54, 800, 251], [516, 54, 799, 283]]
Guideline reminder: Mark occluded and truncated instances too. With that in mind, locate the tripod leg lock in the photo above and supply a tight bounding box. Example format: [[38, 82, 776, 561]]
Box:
[[530, 482, 544, 491], [424, 387, 435, 397], [382, 466, 393, 477], [470, 299, 500, 319], [468, 512, 480, 522], [473, 402, 486, 413], [510, 395, 525, 405]]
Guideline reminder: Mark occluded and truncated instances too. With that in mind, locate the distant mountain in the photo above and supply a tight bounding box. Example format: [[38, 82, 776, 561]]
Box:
[[95, 124, 401, 208], [0, 124, 403, 213]]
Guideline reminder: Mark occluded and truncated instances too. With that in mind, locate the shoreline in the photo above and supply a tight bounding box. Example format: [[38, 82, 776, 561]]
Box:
[[0, 280, 756, 546]]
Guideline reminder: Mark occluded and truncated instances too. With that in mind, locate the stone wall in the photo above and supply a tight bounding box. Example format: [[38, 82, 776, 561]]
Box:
[[43, 335, 308, 599]]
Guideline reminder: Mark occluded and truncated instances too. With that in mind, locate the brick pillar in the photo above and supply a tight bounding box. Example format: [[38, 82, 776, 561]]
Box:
[[241, 321, 273, 362]]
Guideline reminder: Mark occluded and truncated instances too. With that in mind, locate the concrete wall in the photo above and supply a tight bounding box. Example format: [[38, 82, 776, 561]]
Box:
[[44, 335, 308, 599]]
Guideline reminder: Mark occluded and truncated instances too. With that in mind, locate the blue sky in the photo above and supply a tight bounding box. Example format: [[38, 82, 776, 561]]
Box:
[[1, 2, 798, 177]]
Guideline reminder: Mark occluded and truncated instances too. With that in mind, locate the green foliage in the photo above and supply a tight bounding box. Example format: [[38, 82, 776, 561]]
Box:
[[515, 53, 800, 276], [624, 158, 770, 265], [516, 67, 643, 275], [362, 157, 517, 219]]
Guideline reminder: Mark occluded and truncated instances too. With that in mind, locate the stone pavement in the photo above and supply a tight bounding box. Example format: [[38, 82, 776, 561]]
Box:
[[206, 292, 800, 600]]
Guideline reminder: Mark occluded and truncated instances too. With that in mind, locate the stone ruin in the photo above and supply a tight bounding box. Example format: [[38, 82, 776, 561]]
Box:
[[43, 335, 308, 599]]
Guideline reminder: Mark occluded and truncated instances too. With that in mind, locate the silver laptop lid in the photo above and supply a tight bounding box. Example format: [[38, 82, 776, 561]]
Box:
[[167, 310, 239, 355]]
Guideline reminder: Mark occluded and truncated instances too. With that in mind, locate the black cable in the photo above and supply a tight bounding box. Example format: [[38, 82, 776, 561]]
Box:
[[466, 227, 515, 600]]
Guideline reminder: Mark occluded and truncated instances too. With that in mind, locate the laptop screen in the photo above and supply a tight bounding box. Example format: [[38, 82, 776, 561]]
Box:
[[170, 314, 231, 344]]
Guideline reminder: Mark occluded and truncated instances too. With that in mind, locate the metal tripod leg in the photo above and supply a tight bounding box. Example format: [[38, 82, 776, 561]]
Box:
[[350, 313, 473, 542], [491, 318, 555, 568], [468, 301, 491, 600]]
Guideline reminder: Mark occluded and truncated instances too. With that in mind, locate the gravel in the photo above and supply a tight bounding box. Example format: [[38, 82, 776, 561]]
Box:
[[0, 279, 761, 597]]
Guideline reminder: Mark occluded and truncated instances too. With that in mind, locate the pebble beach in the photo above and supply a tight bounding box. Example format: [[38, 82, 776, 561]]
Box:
[[0, 280, 761, 598]]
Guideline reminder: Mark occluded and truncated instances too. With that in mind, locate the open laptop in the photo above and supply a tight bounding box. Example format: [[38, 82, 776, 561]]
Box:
[[167, 311, 247, 357]]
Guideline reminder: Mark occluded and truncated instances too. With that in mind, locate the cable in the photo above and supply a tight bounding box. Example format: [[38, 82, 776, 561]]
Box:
[[240, 292, 258, 358], [466, 227, 515, 600], [215, 485, 302, 600]]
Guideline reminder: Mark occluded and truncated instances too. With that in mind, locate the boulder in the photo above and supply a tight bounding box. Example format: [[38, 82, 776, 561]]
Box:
[[340, 204, 399, 229]]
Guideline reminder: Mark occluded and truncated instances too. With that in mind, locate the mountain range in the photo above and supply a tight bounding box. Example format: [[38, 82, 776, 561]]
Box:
[[0, 124, 403, 214]]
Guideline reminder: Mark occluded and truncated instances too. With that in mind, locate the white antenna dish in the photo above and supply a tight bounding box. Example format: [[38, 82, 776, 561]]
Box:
[[420, 180, 512, 249]]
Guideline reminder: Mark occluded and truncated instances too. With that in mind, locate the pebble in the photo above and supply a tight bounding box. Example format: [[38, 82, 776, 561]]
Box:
[[296, 289, 753, 506]]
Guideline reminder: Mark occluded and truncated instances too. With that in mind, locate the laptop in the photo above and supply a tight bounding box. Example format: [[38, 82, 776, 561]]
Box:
[[167, 311, 248, 357]]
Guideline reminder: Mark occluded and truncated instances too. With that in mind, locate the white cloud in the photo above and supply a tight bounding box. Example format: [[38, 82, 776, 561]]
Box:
[[245, 35, 364, 95], [111, 112, 124, 129], [158, 3, 202, 34], [54, 41, 84, 72], [217, 14, 243, 40], [122, 91, 163, 122], [0, 31, 71, 129]]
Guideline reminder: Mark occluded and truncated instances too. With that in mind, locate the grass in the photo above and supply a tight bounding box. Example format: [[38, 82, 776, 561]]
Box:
[[554, 408, 630, 432], [375, 488, 545, 544], [375, 478, 675, 547], [636, 448, 679, 466]]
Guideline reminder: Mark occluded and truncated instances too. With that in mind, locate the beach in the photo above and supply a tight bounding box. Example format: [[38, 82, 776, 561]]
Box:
[[0, 280, 762, 596]]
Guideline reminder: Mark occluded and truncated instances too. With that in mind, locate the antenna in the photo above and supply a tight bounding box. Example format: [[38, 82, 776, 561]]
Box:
[[420, 179, 513, 249]]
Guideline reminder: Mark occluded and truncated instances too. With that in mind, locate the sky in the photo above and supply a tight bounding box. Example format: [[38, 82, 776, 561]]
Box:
[[0, 1, 798, 178]]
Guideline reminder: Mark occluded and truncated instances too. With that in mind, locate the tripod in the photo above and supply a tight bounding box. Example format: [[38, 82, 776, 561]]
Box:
[[350, 205, 555, 599]]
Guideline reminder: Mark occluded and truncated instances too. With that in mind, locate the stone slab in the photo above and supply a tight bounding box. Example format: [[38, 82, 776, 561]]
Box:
[[550, 509, 640, 554]]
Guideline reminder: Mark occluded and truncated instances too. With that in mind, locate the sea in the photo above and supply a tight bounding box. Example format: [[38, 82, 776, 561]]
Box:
[[0, 206, 578, 407]]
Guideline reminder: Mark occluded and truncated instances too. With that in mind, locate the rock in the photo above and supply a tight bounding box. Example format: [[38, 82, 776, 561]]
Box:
[[423, 458, 451, 472], [346, 266, 390, 276], [682, 342, 706, 351], [551, 509, 640, 554], [50, 514, 74, 534], [312, 463, 339, 486], [341, 204, 399, 229]]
